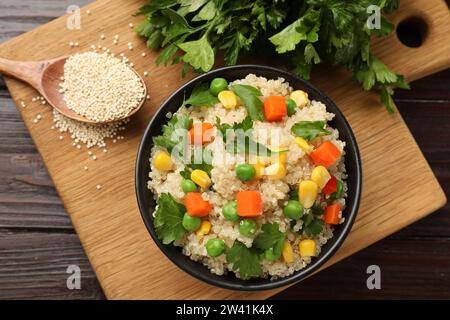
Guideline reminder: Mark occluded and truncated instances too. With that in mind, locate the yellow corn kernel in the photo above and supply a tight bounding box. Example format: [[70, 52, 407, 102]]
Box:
[[270, 148, 288, 164], [196, 220, 212, 239], [282, 240, 294, 263], [294, 137, 312, 155], [311, 165, 331, 189], [218, 90, 237, 109], [253, 161, 265, 179], [153, 151, 173, 171], [299, 239, 316, 257], [290, 90, 309, 108], [191, 169, 212, 189], [298, 180, 318, 208], [265, 162, 287, 180]]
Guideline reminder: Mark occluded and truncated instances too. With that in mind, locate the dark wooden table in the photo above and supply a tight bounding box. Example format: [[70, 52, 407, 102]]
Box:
[[0, 1, 449, 300]]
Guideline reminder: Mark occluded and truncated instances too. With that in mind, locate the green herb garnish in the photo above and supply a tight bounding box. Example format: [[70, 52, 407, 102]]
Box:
[[253, 223, 285, 258], [183, 83, 219, 107], [216, 116, 278, 156], [226, 241, 262, 280], [135, 0, 407, 112], [231, 84, 264, 121], [154, 193, 186, 244], [289, 188, 299, 200], [291, 121, 331, 141], [302, 213, 325, 236], [153, 115, 192, 152]]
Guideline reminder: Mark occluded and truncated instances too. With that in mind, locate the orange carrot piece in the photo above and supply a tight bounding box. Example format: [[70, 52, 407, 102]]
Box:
[[263, 96, 287, 122], [189, 122, 214, 145], [185, 192, 212, 217], [237, 191, 263, 217], [323, 203, 342, 225], [310, 141, 341, 168]]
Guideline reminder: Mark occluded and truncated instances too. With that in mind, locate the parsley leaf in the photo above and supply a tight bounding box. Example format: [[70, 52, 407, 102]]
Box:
[[179, 36, 215, 72], [135, 0, 407, 113], [184, 83, 219, 107], [216, 116, 277, 156], [154, 193, 186, 244], [231, 84, 264, 121], [153, 115, 193, 152], [302, 214, 325, 236], [216, 116, 253, 137], [291, 121, 331, 140], [253, 223, 285, 253], [311, 203, 324, 216], [179, 167, 191, 180], [289, 188, 299, 200], [227, 241, 262, 280]]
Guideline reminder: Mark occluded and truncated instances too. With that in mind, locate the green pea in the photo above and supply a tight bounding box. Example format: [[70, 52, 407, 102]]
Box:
[[206, 238, 226, 257], [286, 98, 297, 116], [222, 201, 239, 221], [209, 78, 228, 96], [331, 179, 344, 199], [236, 164, 256, 182], [182, 179, 197, 193], [239, 219, 258, 236], [182, 213, 201, 232], [283, 200, 304, 220]]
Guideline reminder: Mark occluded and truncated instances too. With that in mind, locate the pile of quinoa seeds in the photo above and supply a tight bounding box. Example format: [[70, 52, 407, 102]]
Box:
[[60, 51, 145, 123]]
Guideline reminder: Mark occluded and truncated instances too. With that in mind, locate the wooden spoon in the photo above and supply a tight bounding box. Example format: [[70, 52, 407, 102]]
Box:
[[0, 56, 147, 124]]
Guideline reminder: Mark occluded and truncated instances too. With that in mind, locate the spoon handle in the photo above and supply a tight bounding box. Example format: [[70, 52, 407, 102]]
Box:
[[0, 57, 44, 91]]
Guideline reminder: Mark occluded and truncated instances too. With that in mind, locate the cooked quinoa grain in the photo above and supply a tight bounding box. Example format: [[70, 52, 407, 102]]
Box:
[[61, 51, 145, 122]]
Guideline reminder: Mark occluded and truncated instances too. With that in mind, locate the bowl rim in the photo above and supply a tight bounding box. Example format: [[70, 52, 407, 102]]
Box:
[[135, 64, 362, 291]]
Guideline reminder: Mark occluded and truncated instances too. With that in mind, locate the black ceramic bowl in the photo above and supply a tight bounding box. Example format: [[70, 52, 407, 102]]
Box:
[[136, 65, 362, 291]]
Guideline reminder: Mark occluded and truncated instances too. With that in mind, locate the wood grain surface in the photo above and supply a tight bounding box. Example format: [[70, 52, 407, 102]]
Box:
[[0, 0, 448, 298]]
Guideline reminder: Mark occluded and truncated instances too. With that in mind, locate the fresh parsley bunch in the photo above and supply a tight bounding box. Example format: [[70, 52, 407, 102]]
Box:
[[135, 0, 408, 112]]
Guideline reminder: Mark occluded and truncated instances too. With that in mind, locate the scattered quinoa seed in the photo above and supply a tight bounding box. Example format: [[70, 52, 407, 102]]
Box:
[[129, 23, 133, 28], [53, 110, 129, 148], [141, 52, 146, 57], [96, 185, 102, 190], [84, 166, 88, 170], [100, 34, 105, 40]]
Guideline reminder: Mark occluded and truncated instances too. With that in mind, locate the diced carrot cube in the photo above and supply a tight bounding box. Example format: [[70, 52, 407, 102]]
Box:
[[237, 191, 263, 217], [185, 192, 212, 217], [263, 96, 287, 122], [323, 203, 342, 225], [310, 141, 341, 168], [189, 122, 214, 145]]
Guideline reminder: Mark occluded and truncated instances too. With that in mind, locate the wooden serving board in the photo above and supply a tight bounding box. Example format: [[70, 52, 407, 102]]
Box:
[[0, 0, 448, 299]]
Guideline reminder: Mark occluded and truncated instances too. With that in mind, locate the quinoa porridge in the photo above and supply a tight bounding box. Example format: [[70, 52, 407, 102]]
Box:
[[147, 74, 347, 280]]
